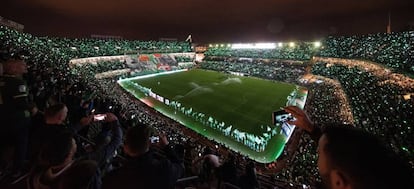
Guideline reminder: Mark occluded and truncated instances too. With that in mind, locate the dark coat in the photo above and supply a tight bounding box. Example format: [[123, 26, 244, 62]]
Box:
[[102, 146, 184, 189]]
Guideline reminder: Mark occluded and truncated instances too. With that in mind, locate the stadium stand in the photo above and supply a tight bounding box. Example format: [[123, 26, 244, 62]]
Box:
[[205, 42, 319, 60], [318, 31, 414, 74]]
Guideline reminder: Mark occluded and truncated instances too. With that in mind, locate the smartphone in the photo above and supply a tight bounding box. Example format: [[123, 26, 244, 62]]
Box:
[[272, 109, 297, 138], [150, 136, 159, 143], [93, 114, 106, 121], [272, 110, 296, 125]]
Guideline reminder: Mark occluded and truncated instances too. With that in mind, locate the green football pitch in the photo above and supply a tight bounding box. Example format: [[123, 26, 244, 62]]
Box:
[[118, 69, 307, 163]]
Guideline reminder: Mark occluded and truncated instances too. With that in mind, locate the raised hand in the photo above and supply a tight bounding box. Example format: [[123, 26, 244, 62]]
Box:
[[284, 106, 314, 133]]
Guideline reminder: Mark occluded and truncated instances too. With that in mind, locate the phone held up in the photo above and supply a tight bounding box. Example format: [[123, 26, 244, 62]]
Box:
[[272, 109, 296, 125], [272, 109, 297, 138]]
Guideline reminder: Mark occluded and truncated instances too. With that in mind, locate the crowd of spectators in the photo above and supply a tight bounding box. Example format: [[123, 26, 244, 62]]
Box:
[[73, 60, 127, 76], [205, 42, 320, 60], [271, 74, 356, 185], [302, 75, 355, 126], [0, 25, 262, 189], [318, 31, 414, 74], [205, 31, 414, 75], [199, 41, 414, 186], [0, 25, 191, 71], [174, 55, 194, 63], [200, 59, 308, 84], [198, 57, 359, 186], [311, 59, 414, 167]]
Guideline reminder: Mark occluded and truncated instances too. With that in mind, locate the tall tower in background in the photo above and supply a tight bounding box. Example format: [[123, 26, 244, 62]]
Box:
[[386, 12, 391, 34]]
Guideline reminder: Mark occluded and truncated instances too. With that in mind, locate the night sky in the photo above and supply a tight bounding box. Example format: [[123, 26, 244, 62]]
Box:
[[1, 0, 414, 43]]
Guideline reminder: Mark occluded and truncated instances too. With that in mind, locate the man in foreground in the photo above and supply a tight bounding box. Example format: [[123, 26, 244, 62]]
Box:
[[284, 106, 413, 189], [102, 124, 184, 189]]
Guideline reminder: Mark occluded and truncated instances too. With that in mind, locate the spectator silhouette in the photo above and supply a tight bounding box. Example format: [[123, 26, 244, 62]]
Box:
[[28, 102, 44, 135], [56, 160, 100, 189], [0, 57, 30, 175], [102, 123, 184, 189], [27, 130, 78, 189], [30, 103, 71, 164], [193, 146, 221, 186], [218, 152, 238, 187], [84, 113, 123, 174], [285, 106, 414, 189], [238, 161, 259, 189]]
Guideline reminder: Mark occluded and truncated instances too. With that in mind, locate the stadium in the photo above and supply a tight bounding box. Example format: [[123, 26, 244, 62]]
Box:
[[118, 68, 306, 163], [1, 1, 414, 188]]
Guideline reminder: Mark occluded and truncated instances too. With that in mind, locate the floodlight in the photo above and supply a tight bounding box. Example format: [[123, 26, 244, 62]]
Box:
[[231, 43, 276, 49], [255, 43, 276, 49]]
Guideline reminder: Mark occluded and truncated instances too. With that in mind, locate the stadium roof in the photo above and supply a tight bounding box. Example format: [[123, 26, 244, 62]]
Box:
[[1, 0, 414, 43]]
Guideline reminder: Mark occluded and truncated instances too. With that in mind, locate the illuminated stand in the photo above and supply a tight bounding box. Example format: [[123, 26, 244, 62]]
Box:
[[121, 72, 307, 152]]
